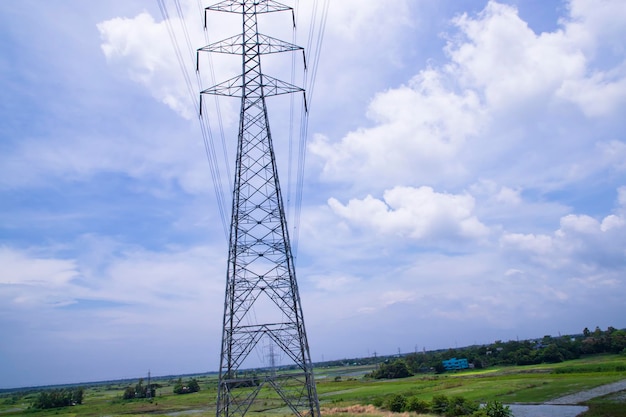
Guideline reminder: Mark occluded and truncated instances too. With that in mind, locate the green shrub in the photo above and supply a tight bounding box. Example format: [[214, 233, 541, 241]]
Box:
[[431, 394, 450, 414], [384, 394, 407, 412], [406, 396, 430, 413], [482, 401, 512, 417], [371, 397, 384, 407], [448, 396, 479, 416], [428, 394, 479, 416]]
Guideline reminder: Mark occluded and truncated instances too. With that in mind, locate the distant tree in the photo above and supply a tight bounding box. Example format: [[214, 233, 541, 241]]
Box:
[[173, 378, 183, 394], [540, 344, 564, 363], [73, 387, 84, 405], [188, 378, 200, 393], [405, 352, 428, 373], [434, 362, 446, 374], [122, 379, 155, 400], [123, 386, 135, 400], [610, 330, 626, 353], [135, 379, 147, 398], [370, 359, 412, 379], [173, 378, 201, 394], [579, 326, 624, 354], [32, 387, 84, 409]]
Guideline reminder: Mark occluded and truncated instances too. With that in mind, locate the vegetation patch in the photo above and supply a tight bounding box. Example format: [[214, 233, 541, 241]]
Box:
[[553, 364, 626, 373], [322, 404, 411, 417], [1, 335, 625, 417], [31, 387, 84, 409]]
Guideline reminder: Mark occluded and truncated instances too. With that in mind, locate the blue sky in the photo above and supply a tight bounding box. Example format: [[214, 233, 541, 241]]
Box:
[[1, 0, 626, 389]]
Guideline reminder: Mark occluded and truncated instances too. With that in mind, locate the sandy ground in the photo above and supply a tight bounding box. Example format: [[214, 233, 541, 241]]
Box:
[[508, 404, 588, 417], [545, 379, 626, 405]]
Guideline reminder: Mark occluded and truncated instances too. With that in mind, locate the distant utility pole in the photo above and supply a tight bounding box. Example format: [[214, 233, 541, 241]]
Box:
[[268, 343, 276, 377], [147, 370, 151, 400], [198, 2, 319, 417]]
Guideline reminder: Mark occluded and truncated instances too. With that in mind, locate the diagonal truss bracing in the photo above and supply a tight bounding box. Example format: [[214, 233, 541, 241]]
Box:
[[198, 2, 320, 417]]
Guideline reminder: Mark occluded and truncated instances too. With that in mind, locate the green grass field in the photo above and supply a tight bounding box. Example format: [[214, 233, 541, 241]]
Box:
[[1, 355, 624, 417]]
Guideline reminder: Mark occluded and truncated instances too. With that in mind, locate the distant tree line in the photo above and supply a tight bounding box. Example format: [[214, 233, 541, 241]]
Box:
[[173, 378, 200, 394], [368, 359, 412, 379], [31, 387, 84, 409], [122, 379, 156, 400], [367, 326, 626, 379], [374, 393, 512, 417]]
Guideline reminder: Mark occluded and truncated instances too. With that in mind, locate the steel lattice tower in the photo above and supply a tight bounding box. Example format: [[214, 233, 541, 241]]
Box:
[[198, 2, 320, 417]]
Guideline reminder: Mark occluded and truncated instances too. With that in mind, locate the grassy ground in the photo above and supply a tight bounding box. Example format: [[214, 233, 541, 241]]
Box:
[[317, 355, 626, 405], [1, 355, 624, 417]]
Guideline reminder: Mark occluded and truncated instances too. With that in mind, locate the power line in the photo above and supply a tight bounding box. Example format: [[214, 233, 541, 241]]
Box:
[[291, 0, 330, 257], [156, 0, 230, 239]]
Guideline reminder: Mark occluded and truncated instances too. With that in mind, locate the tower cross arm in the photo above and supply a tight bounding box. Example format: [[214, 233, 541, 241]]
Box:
[[199, 33, 302, 56], [201, 74, 303, 98], [257, 34, 302, 54], [201, 75, 244, 97], [199, 34, 244, 55], [258, 75, 304, 97], [206, 0, 292, 14]]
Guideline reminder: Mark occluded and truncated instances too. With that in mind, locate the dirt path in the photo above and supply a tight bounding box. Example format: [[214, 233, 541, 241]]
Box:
[[508, 378, 626, 417], [508, 404, 587, 417], [545, 379, 626, 405]]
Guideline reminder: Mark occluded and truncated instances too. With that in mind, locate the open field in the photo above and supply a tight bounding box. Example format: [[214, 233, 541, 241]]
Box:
[[1, 355, 624, 417]]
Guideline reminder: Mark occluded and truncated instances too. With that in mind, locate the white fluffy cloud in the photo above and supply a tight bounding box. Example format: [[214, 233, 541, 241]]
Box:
[[448, 0, 626, 116], [448, 2, 586, 109], [0, 120, 213, 195], [311, 70, 485, 189], [0, 248, 80, 308], [2, 0, 626, 387], [311, 0, 626, 192], [0, 247, 78, 287], [501, 188, 626, 272], [90, 0, 626, 356], [328, 186, 489, 243], [0, 240, 222, 304], [98, 11, 197, 120]]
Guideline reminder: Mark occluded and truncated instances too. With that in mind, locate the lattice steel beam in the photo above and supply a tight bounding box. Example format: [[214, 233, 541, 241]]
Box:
[[198, 2, 320, 417]]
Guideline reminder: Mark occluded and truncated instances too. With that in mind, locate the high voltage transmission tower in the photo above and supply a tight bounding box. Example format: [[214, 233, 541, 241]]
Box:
[[197, 2, 320, 417]]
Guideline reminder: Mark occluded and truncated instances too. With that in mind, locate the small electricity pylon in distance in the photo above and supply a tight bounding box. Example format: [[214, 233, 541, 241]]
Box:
[[197, 2, 320, 417]]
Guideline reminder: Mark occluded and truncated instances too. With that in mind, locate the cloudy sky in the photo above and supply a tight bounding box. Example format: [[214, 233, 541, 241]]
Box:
[[1, 0, 626, 389]]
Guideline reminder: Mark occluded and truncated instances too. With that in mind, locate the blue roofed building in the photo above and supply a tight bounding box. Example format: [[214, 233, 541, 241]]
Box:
[[442, 358, 469, 371]]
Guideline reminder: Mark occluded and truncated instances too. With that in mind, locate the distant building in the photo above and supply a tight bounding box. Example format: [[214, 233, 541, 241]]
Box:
[[442, 358, 469, 371]]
